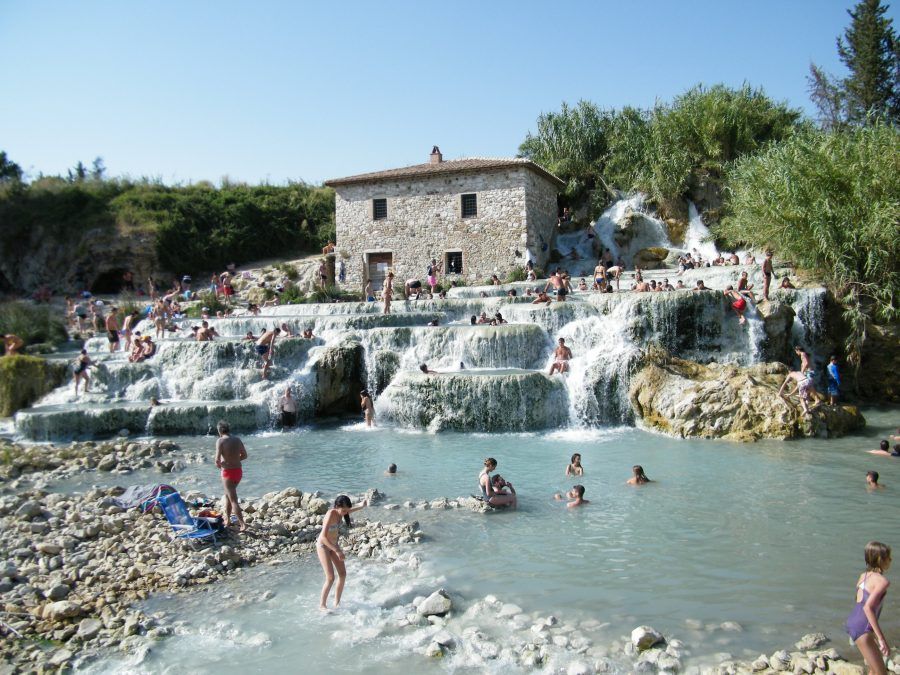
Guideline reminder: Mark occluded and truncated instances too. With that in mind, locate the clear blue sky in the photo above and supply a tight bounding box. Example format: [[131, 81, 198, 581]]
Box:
[[2, 0, 895, 185]]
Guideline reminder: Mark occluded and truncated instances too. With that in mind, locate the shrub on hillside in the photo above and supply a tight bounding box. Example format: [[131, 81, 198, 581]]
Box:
[[0, 302, 68, 348]]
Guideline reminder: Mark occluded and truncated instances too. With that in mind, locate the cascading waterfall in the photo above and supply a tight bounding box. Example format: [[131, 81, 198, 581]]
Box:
[[16, 198, 837, 439], [684, 201, 719, 261]]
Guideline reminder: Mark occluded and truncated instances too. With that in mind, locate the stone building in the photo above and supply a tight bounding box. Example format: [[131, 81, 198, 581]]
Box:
[[324, 147, 564, 291]]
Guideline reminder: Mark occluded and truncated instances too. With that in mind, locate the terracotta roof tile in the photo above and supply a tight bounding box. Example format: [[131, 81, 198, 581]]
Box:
[[324, 157, 565, 189]]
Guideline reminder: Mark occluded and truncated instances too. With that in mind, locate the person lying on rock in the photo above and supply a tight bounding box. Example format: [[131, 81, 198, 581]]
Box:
[[532, 292, 553, 305], [419, 363, 439, 375]]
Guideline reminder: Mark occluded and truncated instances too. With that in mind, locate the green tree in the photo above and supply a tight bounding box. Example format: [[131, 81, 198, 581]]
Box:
[[716, 121, 900, 368], [808, 0, 899, 127], [67, 161, 87, 183], [90, 156, 106, 181], [0, 151, 23, 184], [518, 100, 613, 202]]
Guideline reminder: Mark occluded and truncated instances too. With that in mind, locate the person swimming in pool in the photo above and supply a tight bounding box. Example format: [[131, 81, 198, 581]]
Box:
[[626, 465, 651, 485], [554, 485, 589, 508], [565, 453, 584, 476]]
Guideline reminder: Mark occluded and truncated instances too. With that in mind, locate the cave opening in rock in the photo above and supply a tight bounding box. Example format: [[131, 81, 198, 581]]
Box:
[[89, 268, 132, 295]]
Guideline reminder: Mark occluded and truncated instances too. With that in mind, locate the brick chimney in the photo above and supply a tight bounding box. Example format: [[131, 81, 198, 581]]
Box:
[[430, 146, 442, 164]]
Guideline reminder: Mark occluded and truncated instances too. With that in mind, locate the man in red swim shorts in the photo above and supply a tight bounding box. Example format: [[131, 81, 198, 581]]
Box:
[[724, 285, 747, 325], [215, 420, 247, 531]]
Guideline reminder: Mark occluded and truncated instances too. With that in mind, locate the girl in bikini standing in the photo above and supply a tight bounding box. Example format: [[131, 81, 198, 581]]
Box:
[[317, 495, 368, 609], [846, 541, 891, 675]]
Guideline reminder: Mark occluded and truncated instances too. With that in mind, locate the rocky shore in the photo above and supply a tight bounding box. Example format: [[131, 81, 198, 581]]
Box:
[[388, 589, 894, 675], [0, 437, 202, 490], [0, 482, 420, 672]]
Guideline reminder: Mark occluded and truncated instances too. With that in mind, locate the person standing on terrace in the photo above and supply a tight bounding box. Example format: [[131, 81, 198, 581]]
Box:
[[762, 251, 774, 300], [383, 272, 394, 315], [105, 307, 120, 353]]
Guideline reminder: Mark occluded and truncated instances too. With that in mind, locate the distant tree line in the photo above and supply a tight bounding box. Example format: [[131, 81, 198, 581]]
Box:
[[0, 157, 335, 276]]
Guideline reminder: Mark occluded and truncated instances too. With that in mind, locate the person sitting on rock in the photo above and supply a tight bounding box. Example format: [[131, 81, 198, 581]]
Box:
[[195, 321, 217, 341], [3, 334, 24, 356], [548, 337, 572, 376], [494, 312, 507, 325], [737, 271, 756, 303], [477, 312, 491, 324], [676, 280, 686, 289], [554, 485, 589, 508], [578, 278, 588, 291], [479, 458, 517, 508], [780, 276, 796, 290], [302, 328, 314, 339], [532, 291, 553, 305]]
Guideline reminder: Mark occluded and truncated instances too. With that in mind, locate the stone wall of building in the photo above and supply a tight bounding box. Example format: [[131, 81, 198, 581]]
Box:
[[524, 169, 561, 274], [333, 167, 558, 291]]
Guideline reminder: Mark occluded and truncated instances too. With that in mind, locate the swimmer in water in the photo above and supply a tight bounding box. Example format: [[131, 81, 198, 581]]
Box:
[[554, 485, 589, 508], [866, 471, 884, 490], [626, 465, 651, 485], [565, 453, 584, 477]]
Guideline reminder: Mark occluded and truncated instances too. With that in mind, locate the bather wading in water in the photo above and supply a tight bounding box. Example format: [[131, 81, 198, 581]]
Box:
[[316, 495, 368, 610]]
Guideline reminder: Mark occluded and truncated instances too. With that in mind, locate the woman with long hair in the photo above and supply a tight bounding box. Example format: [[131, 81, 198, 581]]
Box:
[[316, 495, 368, 610]]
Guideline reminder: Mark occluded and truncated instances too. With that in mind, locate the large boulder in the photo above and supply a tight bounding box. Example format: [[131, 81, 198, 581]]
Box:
[[314, 337, 365, 415], [633, 247, 670, 270], [628, 348, 865, 441], [417, 589, 452, 617], [857, 322, 900, 402], [756, 300, 796, 363]]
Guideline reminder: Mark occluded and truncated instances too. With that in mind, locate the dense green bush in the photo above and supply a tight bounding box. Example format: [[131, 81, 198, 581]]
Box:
[[716, 121, 900, 360], [637, 84, 802, 206], [112, 182, 334, 273], [0, 302, 68, 347], [0, 354, 68, 416], [0, 170, 335, 281], [519, 84, 802, 214]]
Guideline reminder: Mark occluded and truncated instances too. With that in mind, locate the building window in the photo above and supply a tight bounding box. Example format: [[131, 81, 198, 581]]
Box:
[[445, 251, 463, 275], [373, 198, 387, 220], [461, 193, 477, 218]]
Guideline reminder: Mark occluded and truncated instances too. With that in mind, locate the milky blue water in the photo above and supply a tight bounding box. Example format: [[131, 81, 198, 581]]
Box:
[[79, 409, 900, 674]]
